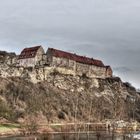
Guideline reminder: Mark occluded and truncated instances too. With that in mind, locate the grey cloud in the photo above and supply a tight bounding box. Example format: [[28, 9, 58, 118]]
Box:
[[0, 0, 140, 88], [114, 66, 140, 88], [114, 67, 132, 74]]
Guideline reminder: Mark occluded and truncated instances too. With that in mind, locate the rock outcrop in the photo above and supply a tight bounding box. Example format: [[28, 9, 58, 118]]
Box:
[[0, 71, 139, 123]]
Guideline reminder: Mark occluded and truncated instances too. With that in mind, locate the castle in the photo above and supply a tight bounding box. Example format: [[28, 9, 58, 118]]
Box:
[[17, 46, 113, 78]]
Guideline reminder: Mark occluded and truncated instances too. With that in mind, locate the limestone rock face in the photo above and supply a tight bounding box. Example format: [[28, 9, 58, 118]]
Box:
[[0, 63, 101, 96], [0, 61, 139, 123], [0, 71, 139, 123]]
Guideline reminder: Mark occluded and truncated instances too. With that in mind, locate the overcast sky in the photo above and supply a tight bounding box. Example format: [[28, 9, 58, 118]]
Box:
[[0, 0, 140, 88]]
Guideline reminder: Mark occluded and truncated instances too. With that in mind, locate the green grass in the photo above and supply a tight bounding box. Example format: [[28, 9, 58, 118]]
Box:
[[0, 123, 20, 133]]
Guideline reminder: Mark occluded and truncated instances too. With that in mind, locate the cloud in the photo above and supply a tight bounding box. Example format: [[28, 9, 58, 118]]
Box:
[[114, 67, 132, 73], [0, 0, 140, 88], [114, 66, 140, 88]]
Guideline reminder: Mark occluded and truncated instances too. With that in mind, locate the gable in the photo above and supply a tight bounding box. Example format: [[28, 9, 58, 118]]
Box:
[[19, 46, 42, 59]]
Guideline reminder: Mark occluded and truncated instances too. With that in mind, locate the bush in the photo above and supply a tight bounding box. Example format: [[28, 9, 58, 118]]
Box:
[[21, 114, 39, 135], [0, 100, 11, 119], [58, 111, 65, 120]]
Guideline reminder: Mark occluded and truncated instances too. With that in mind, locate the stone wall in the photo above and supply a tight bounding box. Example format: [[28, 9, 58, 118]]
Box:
[[35, 47, 45, 63], [50, 56, 110, 78], [90, 65, 106, 78], [0, 61, 112, 84], [106, 67, 112, 77], [51, 56, 75, 70], [76, 62, 90, 76]]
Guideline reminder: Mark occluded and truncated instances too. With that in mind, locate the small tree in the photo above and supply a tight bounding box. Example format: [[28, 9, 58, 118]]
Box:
[[0, 100, 12, 120], [21, 114, 39, 135]]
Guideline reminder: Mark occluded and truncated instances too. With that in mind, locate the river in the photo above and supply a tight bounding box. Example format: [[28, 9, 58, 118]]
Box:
[[0, 133, 133, 140]]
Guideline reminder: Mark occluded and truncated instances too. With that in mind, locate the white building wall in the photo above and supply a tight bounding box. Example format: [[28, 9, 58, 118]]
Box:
[[19, 58, 36, 67]]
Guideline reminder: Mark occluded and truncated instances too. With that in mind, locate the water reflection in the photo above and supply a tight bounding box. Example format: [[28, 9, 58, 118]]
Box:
[[0, 133, 129, 140]]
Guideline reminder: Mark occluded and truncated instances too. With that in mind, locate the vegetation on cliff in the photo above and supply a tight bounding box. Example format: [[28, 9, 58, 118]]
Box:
[[0, 72, 139, 124]]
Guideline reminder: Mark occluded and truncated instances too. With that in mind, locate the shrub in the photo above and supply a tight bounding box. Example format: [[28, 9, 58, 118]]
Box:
[[0, 100, 11, 119], [21, 114, 39, 135]]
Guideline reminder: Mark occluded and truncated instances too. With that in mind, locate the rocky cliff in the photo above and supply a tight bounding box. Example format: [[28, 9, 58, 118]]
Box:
[[0, 55, 139, 123], [0, 68, 139, 123]]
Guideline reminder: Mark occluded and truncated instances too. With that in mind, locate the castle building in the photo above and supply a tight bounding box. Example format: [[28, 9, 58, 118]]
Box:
[[46, 48, 113, 78], [18, 46, 112, 78], [18, 46, 45, 67]]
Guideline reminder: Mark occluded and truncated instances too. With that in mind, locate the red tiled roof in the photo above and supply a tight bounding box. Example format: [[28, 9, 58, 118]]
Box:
[[19, 46, 41, 59], [48, 48, 105, 67]]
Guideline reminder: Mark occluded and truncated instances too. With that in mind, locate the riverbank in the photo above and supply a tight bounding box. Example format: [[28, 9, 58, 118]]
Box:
[[0, 122, 139, 139], [0, 123, 21, 137], [0, 122, 55, 138]]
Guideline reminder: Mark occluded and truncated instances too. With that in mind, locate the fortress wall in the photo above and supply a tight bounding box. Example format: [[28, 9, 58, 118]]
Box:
[[51, 56, 76, 71], [50, 56, 108, 78], [68, 59, 75, 70], [75, 62, 90, 76], [89, 65, 106, 78], [52, 57, 69, 67], [106, 67, 113, 77], [0, 63, 110, 84]]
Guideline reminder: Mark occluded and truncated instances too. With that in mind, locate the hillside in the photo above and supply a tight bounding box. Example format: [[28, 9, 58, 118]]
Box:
[[0, 72, 139, 124]]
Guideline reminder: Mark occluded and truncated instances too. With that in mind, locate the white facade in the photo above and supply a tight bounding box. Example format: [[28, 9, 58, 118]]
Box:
[[18, 46, 45, 67], [18, 58, 36, 67]]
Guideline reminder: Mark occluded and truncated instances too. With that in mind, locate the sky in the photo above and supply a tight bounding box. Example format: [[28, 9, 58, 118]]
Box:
[[0, 0, 140, 88]]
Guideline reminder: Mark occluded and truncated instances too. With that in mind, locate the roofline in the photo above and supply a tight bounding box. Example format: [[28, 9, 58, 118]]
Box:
[[47, 48, 103, 62], [47, 48, 106, 67], [18, 45, 43, 59]]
